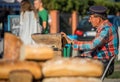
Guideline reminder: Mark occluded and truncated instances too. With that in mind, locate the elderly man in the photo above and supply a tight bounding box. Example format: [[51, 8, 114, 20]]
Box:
[[61, 6, 119, 76]]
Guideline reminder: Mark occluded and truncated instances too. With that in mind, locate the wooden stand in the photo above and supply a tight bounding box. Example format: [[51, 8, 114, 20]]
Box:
[[31, 33, 62, 57]]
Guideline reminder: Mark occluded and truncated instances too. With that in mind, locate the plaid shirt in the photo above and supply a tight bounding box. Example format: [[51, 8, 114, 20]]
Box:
[[73, 20, 119, 60]]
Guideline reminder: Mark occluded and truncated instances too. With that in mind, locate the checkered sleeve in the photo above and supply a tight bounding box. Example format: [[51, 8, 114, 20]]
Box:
[[73, 26, 110, 51]]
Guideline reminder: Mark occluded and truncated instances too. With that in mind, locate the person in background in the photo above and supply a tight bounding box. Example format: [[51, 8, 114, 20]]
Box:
[[113, 10, 120, 29], [113, 10, 120, 61], [34, 0, 49, 34], [0, 36, 3, 58], [61, 6, 119, 76], [19, 0, 42, 44]]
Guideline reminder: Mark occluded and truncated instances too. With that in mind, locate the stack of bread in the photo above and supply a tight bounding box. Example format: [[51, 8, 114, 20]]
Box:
[[4, 32, 55, 61], [0, 59, 42, 80], [1, 32, 103, 82], [41, 57, 103, 82], [0, 32, 55, 81]]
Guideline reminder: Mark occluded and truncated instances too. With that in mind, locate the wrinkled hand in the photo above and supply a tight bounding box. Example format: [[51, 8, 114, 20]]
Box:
[[61, 32, 67, 38], [61, 32, 73, 44]]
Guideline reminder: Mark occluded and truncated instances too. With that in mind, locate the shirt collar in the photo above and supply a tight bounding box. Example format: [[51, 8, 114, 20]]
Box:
[[96, 20, 109, 33]]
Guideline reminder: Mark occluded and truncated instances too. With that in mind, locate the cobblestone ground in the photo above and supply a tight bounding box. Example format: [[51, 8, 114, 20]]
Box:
[[103, 61, 120, 82], [103, 78, 120, 82]]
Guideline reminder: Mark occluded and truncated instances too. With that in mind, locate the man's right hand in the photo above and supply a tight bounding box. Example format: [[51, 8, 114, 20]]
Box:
[[61, 32, 73, 44]]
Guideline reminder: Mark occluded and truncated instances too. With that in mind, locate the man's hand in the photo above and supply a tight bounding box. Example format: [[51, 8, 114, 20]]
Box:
[[61, 32, 67, 38], [61, 32, 73, 44]]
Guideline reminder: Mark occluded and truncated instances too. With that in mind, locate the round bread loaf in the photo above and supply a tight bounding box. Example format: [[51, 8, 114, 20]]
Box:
[[42, 57, 104, 77], [0, 60, 42, 79], [4, 32, 23, 60]]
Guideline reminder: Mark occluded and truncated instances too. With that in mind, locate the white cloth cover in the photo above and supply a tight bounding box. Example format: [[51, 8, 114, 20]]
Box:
[[19, 11, 42, 45]]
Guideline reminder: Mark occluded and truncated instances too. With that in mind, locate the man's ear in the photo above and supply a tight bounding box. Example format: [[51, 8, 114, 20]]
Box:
[[100, 17, 104, 23], [97, 17, 102, 24]]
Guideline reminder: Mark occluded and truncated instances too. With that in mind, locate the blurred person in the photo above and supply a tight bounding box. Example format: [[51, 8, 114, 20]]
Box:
[[19, 0, 42, 44], [2, 8, 10, 32], [113, 11, 120, 61], [113, 10, 120, 29], [34, 0, 49, 34], [0, 34, 3, 58], [61, 6, 119, 76]]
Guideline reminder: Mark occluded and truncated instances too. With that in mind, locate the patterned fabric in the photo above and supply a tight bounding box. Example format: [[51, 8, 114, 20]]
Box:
[[73, 20, 119, 60]]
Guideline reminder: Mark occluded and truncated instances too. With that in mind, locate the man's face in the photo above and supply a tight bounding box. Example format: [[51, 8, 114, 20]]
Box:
[[34, 0, 40, 10], [89, 15, 100, 28]]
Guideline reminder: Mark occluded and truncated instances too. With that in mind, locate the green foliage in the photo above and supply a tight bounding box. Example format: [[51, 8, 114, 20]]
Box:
[[42, 0, 87, 13], [93, 0, 119, 14], [42, 0, 61, 10], [115, 2, 120, 12], [42, 0, 120, 15]]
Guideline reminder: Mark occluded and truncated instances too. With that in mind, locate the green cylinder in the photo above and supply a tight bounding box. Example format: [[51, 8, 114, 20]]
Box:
[[63, 47, 67, 57]]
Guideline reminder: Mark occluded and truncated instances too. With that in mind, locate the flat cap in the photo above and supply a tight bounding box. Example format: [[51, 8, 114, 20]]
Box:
[[89, 6, 107, 15]]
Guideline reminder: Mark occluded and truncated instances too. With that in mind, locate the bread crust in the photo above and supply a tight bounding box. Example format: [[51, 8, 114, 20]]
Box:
[[20, 45, 54, 61], [4, 33, 23, 60], [42, 77, 102, 82], [0, 60, 42, 79], [42, 58, 104, 77]]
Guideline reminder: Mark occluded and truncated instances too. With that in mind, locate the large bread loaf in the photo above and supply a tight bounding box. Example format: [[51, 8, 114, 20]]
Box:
[[42, 57, 104, 77], [0, 60, 42, 79], [20, 44, 55, 61], [4, 32, 23, 60], [42, 77, 102, 82]]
